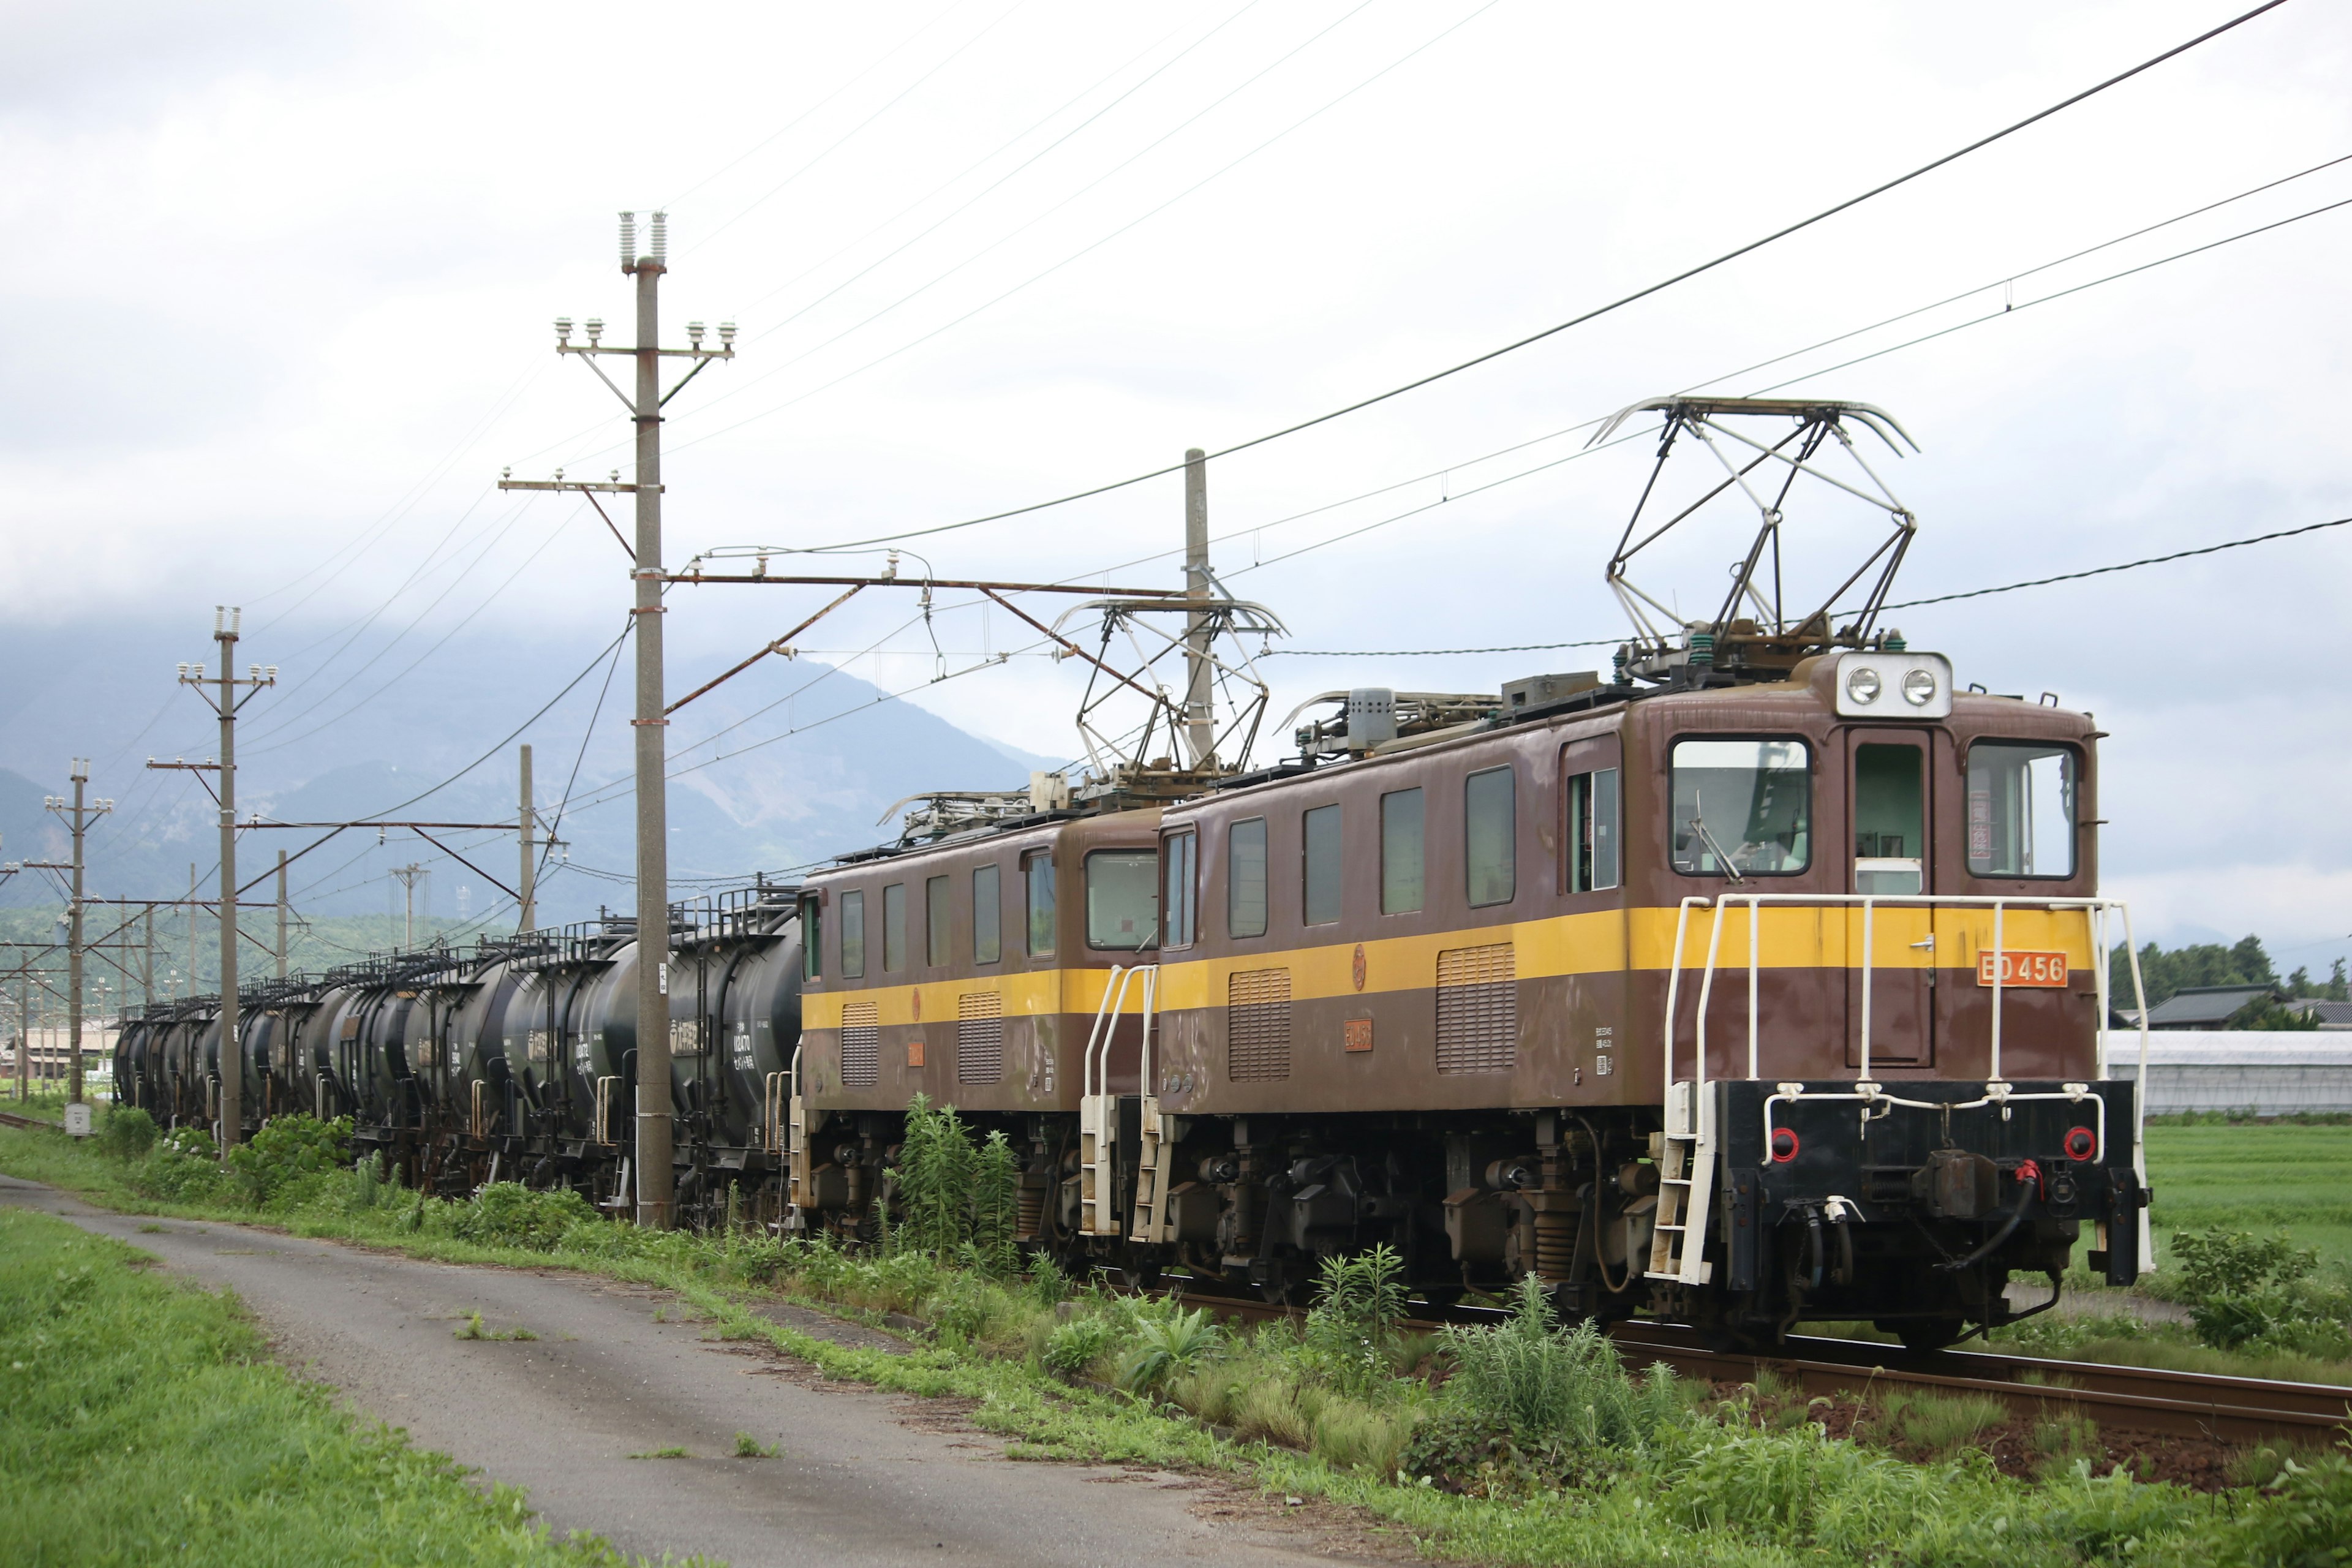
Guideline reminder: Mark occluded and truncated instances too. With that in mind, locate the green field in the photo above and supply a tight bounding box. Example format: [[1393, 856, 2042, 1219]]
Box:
[[2144, 1121, 2352, 1270]]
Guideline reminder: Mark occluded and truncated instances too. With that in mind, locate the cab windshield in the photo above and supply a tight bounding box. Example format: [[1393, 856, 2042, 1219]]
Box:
[[1670, 737, 1811, 876], [1086, 851, 1159, 949]]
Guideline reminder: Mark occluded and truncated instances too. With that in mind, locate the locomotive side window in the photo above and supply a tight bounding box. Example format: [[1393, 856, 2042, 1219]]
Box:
[[881, 884, 907, 973], [1465, 766, 1516, 906], [1566, 767, 1619, 892], [1303, 804, 1342, 925], [1087, 850, 1158, 949], [1163, 831, 1197, 949], [973, 865, 1001, 965], [1967, 742, 2077, 878], [840, 890, 867, 979], [802, 894, 822, 979], [925, 875, 949, 965], [1670, 738, 1811, 876], [1229, 817, 1268, 938], [1025, 851, 1056, 957], [1380, 788, 1425, 914]]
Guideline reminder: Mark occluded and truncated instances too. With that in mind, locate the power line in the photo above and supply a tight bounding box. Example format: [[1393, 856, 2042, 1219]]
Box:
[[705, 0, 2291, 557], [1264, 514, 2352, 656], [659, 0, 1486, 462]]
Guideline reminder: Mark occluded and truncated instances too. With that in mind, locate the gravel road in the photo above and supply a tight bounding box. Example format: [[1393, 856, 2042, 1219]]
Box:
[[2, 1176, 1379, 1567]]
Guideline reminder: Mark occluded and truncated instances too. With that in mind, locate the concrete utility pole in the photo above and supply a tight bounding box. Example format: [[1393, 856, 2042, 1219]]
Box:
[[390, 864, 428, 948], [518, 744, 536, 933], [1182, 447, 1213, 767], [501, 210, 733, 1229], [143, 906, 155, 1009], [164, 611, 275, 1153], [45, 761, 113, 1104], [275, 850, 288, 979]]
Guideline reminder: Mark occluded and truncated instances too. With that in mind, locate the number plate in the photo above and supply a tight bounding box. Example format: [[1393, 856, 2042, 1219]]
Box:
[[1976, 949, 2069, 987]]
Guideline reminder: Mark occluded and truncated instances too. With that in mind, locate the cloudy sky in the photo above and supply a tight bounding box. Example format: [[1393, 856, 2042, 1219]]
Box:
[[4, 0, 2348, 961]]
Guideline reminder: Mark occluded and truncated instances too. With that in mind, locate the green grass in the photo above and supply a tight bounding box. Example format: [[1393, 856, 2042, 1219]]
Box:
[[2143, 1121, 2352, 1270], [11, 1114, 2352, 1567], [0, 1206, 698, 1567]]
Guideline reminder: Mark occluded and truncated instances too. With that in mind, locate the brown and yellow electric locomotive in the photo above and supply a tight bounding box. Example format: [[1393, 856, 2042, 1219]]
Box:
[[790, 647, 2144, 1346]]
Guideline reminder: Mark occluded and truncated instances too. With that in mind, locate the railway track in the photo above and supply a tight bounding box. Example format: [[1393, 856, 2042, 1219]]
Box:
[[1168, 1287, 2352, 1447], [0, 1109, 47, 1131]]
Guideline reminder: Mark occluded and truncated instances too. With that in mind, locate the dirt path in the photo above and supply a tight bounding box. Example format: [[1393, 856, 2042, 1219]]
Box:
[[2, 1177, 1383, 1568]]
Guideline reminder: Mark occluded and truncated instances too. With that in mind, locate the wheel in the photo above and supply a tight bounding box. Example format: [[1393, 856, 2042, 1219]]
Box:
[[1890, 1316, 1967, 1353]]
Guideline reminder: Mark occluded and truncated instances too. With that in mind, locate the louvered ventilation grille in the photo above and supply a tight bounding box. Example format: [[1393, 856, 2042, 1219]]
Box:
[[1436, 943, 1516, 1074], [1227, 968, 1292, 1082], [957, 992, 1003, 1084], [840, 1001, 880, 1088]]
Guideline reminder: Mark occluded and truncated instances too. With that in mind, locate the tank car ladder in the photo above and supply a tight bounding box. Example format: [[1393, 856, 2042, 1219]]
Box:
[[1079, 965, 1155, 1237], [1648, 897, 1719, 1285]]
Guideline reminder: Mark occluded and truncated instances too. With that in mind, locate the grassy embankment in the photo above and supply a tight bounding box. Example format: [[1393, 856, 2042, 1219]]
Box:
[[9, 1103, 2352, 1568], [0, 1204, 706, 1567]]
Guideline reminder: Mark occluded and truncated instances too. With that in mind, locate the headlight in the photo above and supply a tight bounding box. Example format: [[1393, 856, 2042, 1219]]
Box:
[[1845, 666, 1882, 705], [1901, 668, 1938, 707]]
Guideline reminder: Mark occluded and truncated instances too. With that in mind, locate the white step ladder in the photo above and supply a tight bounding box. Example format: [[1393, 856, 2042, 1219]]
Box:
[[1078, 965, 1155, 1237], [1128, 1095, 1176, 1244], [1646, 1079, 1716, 1284]]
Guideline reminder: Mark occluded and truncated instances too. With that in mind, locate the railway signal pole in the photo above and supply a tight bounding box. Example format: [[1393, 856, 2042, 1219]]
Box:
[[163, 609, 276, 1153], [501, 210, 733, 1229], [44, 761, 113, 1104]]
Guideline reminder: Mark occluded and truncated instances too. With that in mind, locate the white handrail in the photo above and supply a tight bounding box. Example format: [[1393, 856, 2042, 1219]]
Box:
[[1659, 897, 1708, 1096], [1706, 892, 2143, 1103]]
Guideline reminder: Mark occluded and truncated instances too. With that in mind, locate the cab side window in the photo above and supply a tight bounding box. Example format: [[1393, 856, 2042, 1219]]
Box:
[[1229, 818, 1268, 938], [840, 890, 867, 979], [1025, 851, 1056, 957], [1303, 805, 1341, 925], [1566, 768, 1620, 892], [1465, 766, 1515, 907], [881, 883, 907, 973], [801, 894, 822, 979], [973, 864, 1001, 965], [925, 875, 949, 965], [1163, 831, 1197, 948]]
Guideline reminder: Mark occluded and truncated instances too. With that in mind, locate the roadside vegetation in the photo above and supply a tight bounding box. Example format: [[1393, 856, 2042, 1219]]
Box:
[[7, 1099, 2352, 1567], [0, 1204, 706, 1567]]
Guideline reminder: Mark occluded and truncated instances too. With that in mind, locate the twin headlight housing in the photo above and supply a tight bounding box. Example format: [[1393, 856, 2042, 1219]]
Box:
[[1834, 651, 1952, 718]]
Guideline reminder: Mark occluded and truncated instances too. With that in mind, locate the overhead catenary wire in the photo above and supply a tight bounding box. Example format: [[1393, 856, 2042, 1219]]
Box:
[[704, 0, 2291, 559], [1264, 515, 2352, 656], [653, 0, 1498, 464]]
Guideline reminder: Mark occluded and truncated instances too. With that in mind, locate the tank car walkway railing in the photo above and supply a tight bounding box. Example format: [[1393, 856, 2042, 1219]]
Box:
[[1648, 892, 2154, 1286]]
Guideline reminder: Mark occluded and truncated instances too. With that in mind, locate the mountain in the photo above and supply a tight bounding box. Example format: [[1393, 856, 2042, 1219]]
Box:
[[0, 617, 1047, 924]]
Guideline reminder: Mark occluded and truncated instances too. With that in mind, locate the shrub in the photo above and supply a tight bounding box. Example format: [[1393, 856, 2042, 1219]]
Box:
[[128, 1127, 232, 1204], [1439, 1275, 1681, 1452], [1302, 1244, 1406, 1397], [970, 1130, 1020, 1278], [1042, 1314, 1119, 1378], [1118, 1306, 1224, 1395], [894, 1095, 975, 1258], [451, 1182, 598, 1250], [92, 1107, 157, 1161], [226, 1114, 351, 1207]]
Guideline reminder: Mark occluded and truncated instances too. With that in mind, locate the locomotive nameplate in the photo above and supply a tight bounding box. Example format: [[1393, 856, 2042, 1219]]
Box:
[[1343, 1017, 1373, 1053], [1976, 949, 2068, 987]]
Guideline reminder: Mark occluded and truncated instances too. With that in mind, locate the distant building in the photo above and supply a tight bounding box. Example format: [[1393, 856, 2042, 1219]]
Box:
[[2278, 998, 2352, 1030], [2113, 983, 2283, 1031], [2103, 1033, 2352, 1115]]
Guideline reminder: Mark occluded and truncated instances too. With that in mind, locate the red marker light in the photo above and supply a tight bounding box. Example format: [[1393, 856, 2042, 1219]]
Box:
[[1770, 1127, 1800, 1163], [2064, 1126, 2096, 1161]]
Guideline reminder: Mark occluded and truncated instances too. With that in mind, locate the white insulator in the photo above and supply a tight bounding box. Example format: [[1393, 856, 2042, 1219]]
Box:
[[618, 211, 636, 268], [649, 211, 666, 262]]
